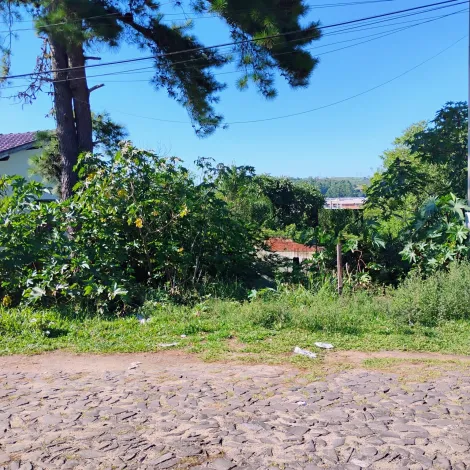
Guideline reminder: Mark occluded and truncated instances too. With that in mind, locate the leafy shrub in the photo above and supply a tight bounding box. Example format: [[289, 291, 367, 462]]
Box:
[[250, 303, 293, 329], [0, 176, 66, 305], [400, 194, 470, 274], [0, 306, 68, 337], [0, 144, 259, 313], [388, 262, 470, 326]]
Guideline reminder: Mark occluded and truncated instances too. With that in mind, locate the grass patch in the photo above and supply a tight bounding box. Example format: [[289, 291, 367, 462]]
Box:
[[3, 265, 470, 361], [2, 284, 470, 362]]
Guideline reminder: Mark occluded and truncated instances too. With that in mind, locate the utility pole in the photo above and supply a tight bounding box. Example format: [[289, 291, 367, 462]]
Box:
[[468, 4, 470, 204], [337, 242, 343, 295], [467, 6, 470, 226]]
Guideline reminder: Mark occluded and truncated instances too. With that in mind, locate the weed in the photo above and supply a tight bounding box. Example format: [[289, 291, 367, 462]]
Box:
[[3, 266, 470, 360]]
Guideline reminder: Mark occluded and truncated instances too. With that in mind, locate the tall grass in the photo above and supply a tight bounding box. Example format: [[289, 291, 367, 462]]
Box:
[[387, 262, 470, 326], [2, 263, 470, 350], [177, 262, 470, 332]]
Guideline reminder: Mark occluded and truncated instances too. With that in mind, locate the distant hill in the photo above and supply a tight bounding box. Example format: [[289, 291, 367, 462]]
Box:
[[291, 177, 370, 198]]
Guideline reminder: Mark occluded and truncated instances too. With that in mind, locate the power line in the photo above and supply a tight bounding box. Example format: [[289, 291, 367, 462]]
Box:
[[0, 0, 462, 80], [227, 35, 467, 124], [66, 8, 470, 82], [105, 35, 466, 125], [9, 0, 176, 23], [84, 9, 466, 85], [3, 0, 464, 81], [0, 0, 400, 33], [314, 1, 466, 35], [161, 0, 401, 15], [245, 1, 467, 47], [271, 8, 467, 58], [0, 12, 121, 34], [1, 6, 463, 90]]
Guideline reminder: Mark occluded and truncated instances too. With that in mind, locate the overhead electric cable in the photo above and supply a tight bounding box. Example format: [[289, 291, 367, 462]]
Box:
[[0, 0, 461, 80]]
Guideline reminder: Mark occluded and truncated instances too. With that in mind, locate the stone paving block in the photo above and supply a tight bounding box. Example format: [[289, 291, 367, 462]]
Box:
[[1, 362, 470, 469]]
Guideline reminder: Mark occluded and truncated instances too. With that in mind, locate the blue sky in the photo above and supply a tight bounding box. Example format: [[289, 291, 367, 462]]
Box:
[[0, 0, 467, 177]]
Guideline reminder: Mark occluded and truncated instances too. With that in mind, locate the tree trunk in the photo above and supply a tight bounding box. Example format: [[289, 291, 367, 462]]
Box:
[[68, 44, 93, 154], [49, 37, 79, 200]]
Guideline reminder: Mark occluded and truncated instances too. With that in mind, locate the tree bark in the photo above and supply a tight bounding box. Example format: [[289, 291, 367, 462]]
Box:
[[49, 37, 79, 200], [68, 44, 93, 154]]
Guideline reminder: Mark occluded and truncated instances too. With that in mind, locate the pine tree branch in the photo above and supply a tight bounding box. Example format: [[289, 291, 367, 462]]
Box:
[[89, 83, 104, 93]]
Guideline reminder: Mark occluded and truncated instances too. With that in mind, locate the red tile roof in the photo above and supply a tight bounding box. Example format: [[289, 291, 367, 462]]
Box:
[[266, 237, 321, 253], [0, 132, 37, 154]]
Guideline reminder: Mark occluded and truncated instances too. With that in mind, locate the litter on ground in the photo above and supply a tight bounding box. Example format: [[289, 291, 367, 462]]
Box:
[[315, 342, 334, 349], [293, 346, 317, 359]]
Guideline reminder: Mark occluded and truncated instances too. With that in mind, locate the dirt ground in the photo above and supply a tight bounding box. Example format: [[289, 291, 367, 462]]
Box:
[[1, 349, 469, 373], [1, 351, 470, 469]]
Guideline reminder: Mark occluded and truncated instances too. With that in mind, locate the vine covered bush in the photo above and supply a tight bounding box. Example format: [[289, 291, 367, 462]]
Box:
[[0, 144, 259, 313]]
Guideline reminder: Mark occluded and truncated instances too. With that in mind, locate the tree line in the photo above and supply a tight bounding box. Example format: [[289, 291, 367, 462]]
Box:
[[292, 177, 369, 198], [1, 100, 467, 312]]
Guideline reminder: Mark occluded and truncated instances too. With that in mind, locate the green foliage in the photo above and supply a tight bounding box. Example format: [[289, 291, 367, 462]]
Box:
[[215, 165, 324, 235], [255, 175, 324, 230], [32, 130, 62, 188], [0, 175, 59, 306], [400, 194, 470, 273], [388, 262, 470, 326], [367, 103, 468, 222], [366, 122, 428, 221], [5, 265, 470, 357], [318, 209, 361, 238], [31, 113, 128, 190], [364, 103, 470, 282], [2, 98, 470, 337], [0, 144, 259, 313], [250, 303, 293, 330], [215, 164, 274, 227], [303, 218, 389, 289], [2, 0, 322, 136], [409, 102, 467, 199], [367, 157, 428, 219], [292, 177, 369, 197], [91, 112, 129, 155]]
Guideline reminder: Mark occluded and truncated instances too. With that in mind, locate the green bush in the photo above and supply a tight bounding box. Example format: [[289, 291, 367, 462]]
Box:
[[388, 262, 470, 326], [250, 303, 293, 330], [0, 306, 69, 337], [0, 144, 259, 313], [197, 286, 380, 335]]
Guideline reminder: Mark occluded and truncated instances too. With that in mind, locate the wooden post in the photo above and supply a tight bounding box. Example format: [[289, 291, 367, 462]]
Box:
[[337, 242, 343, 295]]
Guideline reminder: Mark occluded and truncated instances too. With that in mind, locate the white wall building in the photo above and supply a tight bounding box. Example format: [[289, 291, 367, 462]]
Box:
[[324, 197, 366, 210], [0, 132, 54, 200]]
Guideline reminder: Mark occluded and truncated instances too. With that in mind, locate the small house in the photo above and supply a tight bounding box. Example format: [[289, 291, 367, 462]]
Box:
[[265, 237, 322, 266], [0, 132, 54, 200], [0, 132, 40, 179]]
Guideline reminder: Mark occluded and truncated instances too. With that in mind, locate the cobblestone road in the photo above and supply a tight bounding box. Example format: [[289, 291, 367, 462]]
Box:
[[1, 353, 470, 470]]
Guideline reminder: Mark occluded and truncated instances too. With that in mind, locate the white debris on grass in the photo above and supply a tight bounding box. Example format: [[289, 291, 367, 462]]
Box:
[[159, 342, 179, 348], [293, 346, 317, 359], [136, 315, 149, 324], [315, 342, 334, 349], [180, 335, 187, 338]]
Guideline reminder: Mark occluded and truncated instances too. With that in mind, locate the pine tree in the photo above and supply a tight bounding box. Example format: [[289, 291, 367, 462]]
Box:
[[1, 0, 321, 198]]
